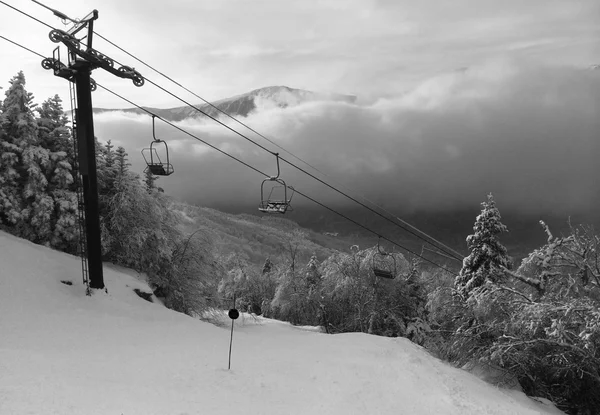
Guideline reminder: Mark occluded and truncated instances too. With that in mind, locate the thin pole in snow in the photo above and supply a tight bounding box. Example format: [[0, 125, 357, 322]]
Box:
[[228, 319, 234, 370], [227, 293, 239, 370]]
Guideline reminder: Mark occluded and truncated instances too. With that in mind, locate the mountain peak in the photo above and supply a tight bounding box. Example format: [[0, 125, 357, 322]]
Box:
[[219, 85, 356, 109], [94, 86, 357, 122]]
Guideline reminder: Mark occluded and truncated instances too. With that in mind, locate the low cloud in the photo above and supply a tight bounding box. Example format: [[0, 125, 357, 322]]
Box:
[[94, 58, 600, 217]]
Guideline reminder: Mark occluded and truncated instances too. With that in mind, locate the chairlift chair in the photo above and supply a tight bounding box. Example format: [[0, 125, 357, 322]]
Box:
[[373, 239, 397, 279], [258, 153, 294, 214], [259, 181, 294, 214], [141, 115, 174, 176]]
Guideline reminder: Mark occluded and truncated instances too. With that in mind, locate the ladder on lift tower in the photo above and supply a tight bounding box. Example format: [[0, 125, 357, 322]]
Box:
[[69, 82, 90, 292]]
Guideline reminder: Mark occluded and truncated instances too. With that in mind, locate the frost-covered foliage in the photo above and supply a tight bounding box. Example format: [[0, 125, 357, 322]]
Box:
[[161, 229, 221, 316], [0, 74, 77, 251], [0, 72, 36, 227], [269, 230, 323, 324], [491, 222, 600, 413], [36, 95, 77, 251], [313, 246, 426, 340], [438, 219, 600, 414], [98, 160, 221, 316], [0, 73, 50, 243], [271, 253, 323, 325], [143, 168, 157, 191], [426, 195, 599, 413], [455, 193, 510, 298], [114, 146, 131, 177], [216, 242, 429, 342], [218, 253, 277, 316]]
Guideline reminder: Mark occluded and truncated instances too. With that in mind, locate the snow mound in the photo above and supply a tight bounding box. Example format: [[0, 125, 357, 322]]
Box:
[[0, 231, 563, 415]]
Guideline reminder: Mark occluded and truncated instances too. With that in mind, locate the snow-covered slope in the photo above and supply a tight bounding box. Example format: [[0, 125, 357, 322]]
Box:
[[93, 85, 357, 121], [0, 231, 563, 415]]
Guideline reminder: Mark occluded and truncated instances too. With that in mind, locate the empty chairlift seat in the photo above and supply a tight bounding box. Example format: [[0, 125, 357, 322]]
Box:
[[372, 239, 397, 279], [258, 153, 294, 214], [141, 115, 174, 176]]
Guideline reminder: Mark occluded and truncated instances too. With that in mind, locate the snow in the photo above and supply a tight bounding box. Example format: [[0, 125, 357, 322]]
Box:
[[0, 231, 564, 415]]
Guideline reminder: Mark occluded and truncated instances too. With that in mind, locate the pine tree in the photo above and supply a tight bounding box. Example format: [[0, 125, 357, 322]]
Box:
[[0, 72, 53, 242], [0, 75, 25, 225], [36, 94, 78, 250], [104, 139, 115, 169], [114, 146, 131, 178], [455, 193, 510, 298], [96, 140, 119, 194], [36, 95, 71, 155], [143, 168, 157, 192]]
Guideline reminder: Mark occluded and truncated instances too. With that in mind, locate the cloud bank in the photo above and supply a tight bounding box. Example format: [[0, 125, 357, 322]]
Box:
[[93, 59, 600, 217]]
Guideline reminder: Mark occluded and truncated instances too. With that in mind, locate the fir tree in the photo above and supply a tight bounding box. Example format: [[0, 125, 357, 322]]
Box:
[[36, 95, 71, 155], [0, 72, 53, 242], [104, 139, 115, 169], [143, 168, 157, 192], [96, 140, 120, 194], [114, 146, 131, 178], [36, 94, 78, 250], [0, 75, 25, 225], [455, 193, 510, 298]]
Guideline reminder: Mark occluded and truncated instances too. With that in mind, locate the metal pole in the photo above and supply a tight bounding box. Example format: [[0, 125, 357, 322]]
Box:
[[228, 319, 234, 370], [228, 293, 237, 370], [74, 64, 104, 290]]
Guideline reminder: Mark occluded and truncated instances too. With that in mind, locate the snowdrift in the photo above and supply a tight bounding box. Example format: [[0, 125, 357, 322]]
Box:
[[0, 231, 563, 414]]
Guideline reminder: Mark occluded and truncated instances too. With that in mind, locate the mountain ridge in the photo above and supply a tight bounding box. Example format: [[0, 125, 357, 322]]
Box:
[[93, 85, 357, 121]]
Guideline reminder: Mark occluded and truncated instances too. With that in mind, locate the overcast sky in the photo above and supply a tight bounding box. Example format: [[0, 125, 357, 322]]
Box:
[[93, 58, 600, 217], [0, 0, 598, 107], [1, 0, 599, 219]]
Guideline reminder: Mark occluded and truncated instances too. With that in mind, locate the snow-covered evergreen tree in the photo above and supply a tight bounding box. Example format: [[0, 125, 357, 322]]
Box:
[[143, 168, 157, 192], [0, 74, 25, 226], [455, 193, 510, 298], [0, 72, 53, 242], [104, 139, 115, 170], [36, 95, 71, 155], [114, 145, 130, 178], [96, 140, 120, 194], [97, 140, 124, 228], [36, 95, 78, 250]]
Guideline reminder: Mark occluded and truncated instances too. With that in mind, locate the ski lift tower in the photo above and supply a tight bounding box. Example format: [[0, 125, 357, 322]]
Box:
[[38, 3, 145, 290]]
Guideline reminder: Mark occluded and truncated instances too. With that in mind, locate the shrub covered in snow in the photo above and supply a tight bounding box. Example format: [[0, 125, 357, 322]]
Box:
[[436, 195, 600, 414]]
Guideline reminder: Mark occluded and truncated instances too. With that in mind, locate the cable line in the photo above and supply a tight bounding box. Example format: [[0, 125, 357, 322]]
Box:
[[14, 0, 465, 262], [101, 56, 464, 262], [93, 31, 334, 173], [95, 84, 266, 178], [0, 33, 46, 58], [145, 76, 464, 262], [95, 82, 459, 275], [95, 90, 459, 275], [92, 31, 465, 262], [0, 0, 54, 29], [0, 28, 462, 275]]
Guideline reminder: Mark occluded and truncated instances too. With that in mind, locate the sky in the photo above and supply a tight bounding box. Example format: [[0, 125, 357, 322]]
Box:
[[92, 61, 600, 218], [1, 0, 599, 219], [0, 0, 598, 106]]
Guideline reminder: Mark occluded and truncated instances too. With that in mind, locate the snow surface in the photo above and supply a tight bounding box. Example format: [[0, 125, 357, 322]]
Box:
[[0, 231, 564, 415]]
